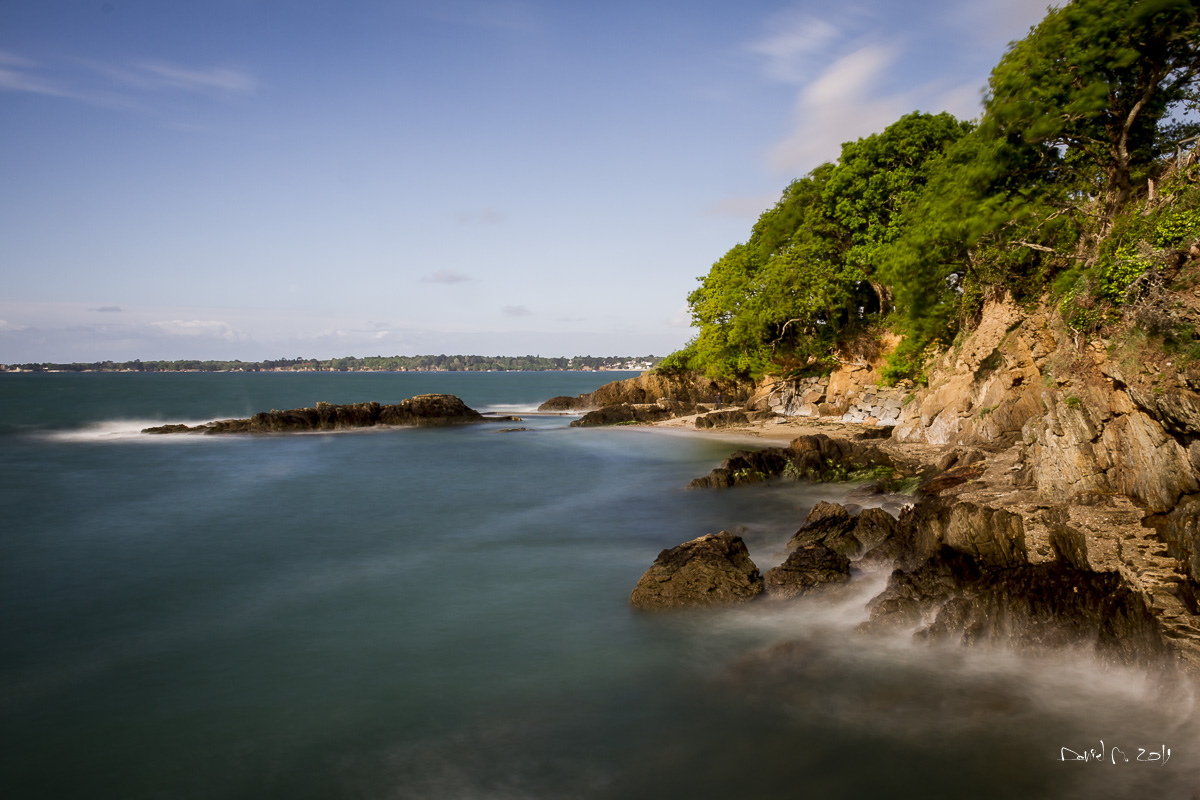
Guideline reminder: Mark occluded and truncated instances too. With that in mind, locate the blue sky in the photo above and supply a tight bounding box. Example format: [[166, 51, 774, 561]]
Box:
[[0, 0, 1054, 362]]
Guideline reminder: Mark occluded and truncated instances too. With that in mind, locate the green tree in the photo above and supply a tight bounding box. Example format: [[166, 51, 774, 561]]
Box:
[[986, 0, 1200, 224]]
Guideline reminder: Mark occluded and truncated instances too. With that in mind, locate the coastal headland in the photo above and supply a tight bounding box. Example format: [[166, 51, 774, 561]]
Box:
[[545, 295, 1200, 683]]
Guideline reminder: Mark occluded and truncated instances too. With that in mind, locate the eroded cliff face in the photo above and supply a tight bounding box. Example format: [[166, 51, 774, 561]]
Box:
[[863, 295, 1200, 676], [666, 293, 1200, 677]]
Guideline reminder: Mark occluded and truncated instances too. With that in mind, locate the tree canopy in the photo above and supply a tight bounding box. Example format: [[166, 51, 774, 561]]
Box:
[[665, 0, 1200, 384]]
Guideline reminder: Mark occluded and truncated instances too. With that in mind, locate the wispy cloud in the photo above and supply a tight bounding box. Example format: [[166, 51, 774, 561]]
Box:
[[502, 305, 533, 317], [747, 1, 1052, 176], [748, 12, 841, 83], [768, 44, 903, 174], [0, 51, 259, 109], [135, 62, 258, 94], [422, 269, 471, 284], [89, 306, 123, 313]]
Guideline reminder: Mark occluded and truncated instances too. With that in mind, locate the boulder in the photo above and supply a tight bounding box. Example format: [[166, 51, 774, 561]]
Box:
[[786, 502, 862, 559], [686, 447, 794, 489], [763, 543, 851, 599], [569, 403, 675, 427], [376, 394, 484, 427], [629, 532, 764, 609], [538, 395, 584, 411], [539, 370, 753, 413]]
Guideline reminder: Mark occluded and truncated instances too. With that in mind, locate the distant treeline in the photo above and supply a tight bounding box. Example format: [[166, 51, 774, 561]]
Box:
[[4, 354, 663, 373]]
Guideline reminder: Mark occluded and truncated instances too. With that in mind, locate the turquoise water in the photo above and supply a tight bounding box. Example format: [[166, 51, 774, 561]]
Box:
[[1, 372, 1197, 799]]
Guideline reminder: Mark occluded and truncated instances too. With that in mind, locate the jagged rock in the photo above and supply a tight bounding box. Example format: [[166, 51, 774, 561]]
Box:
[[687, 434, 901, 489], [377, 395, 485, 427], [629, 531, 763, 609], [539, 371, 753, 412], [853, 508, 905, 571], [862, 548, 1167, 665], [763, 543, 851, 598], [786, 502, 862, 559], [686, 447, 795, 489], [538, 395, 582, 411], [902, 495, 1027, 570], [142, 423, 193, 434], [569, 403, 675, 427]]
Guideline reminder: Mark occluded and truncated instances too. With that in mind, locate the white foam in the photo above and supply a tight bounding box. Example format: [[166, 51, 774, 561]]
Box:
[[479, 403, 546, 415], [37, 420, 220, 443]]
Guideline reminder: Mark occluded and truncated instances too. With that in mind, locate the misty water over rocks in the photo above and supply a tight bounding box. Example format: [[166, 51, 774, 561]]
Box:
[[1, 372, 1197, 799]]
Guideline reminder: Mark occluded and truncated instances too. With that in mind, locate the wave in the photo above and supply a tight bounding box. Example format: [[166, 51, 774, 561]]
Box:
[[479, 403, 559, 415], [36, 420, 222, 443]]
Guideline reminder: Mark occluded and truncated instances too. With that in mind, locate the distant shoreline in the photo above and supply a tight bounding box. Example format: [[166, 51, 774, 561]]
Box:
[[1, 355, 662, 374]]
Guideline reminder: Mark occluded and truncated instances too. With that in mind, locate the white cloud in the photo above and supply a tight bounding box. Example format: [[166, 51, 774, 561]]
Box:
[[748, 13, 840, 83], [768, 44, 903, 174], [502, 305, 533, 317], [89, 306, 123, 313]]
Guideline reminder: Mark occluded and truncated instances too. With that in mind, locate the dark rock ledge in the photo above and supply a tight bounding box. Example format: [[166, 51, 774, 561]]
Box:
[[142, 394, 510, 435]]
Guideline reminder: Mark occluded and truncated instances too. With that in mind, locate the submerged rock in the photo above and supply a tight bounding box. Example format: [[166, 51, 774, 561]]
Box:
[[630, 531, 763, 609]]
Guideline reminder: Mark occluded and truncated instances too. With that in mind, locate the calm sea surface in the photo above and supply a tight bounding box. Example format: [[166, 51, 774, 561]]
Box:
[[1, 372, 1196, 799]]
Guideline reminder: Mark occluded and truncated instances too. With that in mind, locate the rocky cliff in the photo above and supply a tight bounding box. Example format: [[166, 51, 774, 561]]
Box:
[[640, 290, 1200, 679]]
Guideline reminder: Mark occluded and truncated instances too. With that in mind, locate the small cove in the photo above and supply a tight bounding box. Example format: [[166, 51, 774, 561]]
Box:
[[1, 372, 1196, 799]]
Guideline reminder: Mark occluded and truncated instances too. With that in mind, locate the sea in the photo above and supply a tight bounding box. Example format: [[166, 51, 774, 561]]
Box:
[[1, 371, 1197, 800]]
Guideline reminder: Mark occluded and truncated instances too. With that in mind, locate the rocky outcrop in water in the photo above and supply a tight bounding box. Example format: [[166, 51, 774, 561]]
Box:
[[539, 371, 753, 414], [569, 400, 694, 427], [686, 434, 904, 489], [142, 394, 488, 435], [763, 544, 851, 598], [629, 531, 764, 609]]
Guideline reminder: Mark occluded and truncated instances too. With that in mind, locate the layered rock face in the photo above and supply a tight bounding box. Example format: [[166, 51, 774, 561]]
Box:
[[143, 394, 490, 434], [636, 290, 1200, 675]]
